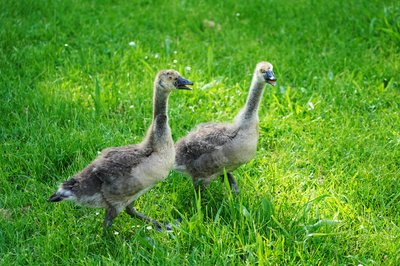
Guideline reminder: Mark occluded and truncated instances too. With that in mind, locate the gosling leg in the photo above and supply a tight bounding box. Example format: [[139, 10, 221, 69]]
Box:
[[192, 176, 210, 194], [221, 172, 240, 194], [103, 206, 118, 228], [103, 206, 119, 236], [125, 206, 163, 231]]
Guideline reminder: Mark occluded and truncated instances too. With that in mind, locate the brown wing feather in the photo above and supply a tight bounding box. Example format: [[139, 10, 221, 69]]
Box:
[[93, 145, 153, 184], [175, 123, 238, 176]]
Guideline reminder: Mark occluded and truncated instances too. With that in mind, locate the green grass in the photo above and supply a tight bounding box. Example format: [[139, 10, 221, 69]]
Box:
[[1, 0, 400, 264]]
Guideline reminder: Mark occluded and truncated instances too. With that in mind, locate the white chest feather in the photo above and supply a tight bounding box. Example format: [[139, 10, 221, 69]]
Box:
[[132, 144, 175, 187], [227, 126, 259, 166]]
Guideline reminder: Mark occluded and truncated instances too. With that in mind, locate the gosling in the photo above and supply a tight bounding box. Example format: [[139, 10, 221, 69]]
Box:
[[174, 62, 276, 193], [49, 70, 193, 230]]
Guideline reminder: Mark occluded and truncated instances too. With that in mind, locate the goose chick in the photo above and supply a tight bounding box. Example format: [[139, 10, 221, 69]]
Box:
[[174, 62, 276, 193], [49, 70, 193, 230]]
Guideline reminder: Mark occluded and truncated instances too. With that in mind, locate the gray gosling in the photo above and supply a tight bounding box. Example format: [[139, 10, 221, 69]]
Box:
[[174, 62, 276, 193], [49, 70, 193, 230]]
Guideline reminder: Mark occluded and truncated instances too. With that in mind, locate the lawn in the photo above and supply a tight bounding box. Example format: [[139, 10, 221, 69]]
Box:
[[1, 0, 399, 264]]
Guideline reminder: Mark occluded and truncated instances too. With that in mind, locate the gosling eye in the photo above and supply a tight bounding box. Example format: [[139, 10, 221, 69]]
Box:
[[260, 69, 266, 74], [169, 76, 173, 80]]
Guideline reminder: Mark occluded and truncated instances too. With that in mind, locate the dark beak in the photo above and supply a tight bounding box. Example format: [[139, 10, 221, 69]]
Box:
[[264, 70, 277, 86], [49, 193, 62, 202], [174, 76, 193, 90]]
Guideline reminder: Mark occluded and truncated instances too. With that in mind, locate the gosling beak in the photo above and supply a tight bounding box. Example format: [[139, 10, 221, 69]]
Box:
[[264, 70, 277, 86], [49, 193, 62, 202], [174, 76, 193, 90]]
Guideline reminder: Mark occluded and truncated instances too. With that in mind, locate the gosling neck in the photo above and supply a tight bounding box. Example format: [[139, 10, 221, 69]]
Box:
[[153, 86, 170, 120], [146, 85, 172, 148], [236, 75, 265, 126]]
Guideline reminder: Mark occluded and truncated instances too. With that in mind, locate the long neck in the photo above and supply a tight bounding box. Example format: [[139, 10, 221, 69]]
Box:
[[235, 75, 265, 125], [144, 86, 172, 148], [153, 87, 169, 119]]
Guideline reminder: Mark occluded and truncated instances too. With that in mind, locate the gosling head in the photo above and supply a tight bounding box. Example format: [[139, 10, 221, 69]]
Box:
[[255, 61, 277, 86], [156, 70, 193, 92]]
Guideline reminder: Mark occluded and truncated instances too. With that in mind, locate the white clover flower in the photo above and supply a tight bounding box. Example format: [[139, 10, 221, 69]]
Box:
[[146, 226, 153, 230], [114, 231, 119, 235], [129, 41, 136, 47], [203, 19, 215, 28], [185, 66, 191, 72], [154, 53, 160, 59], [95, 212, 100, 216], [201, 82, 213, 90], [64, 44, 69, 47], [307, 101, 315, 110], [129, 105, 134, 109], [236, 13, 241, 17], [173, 50, 177, 54], [173, 59, 178, 64]]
